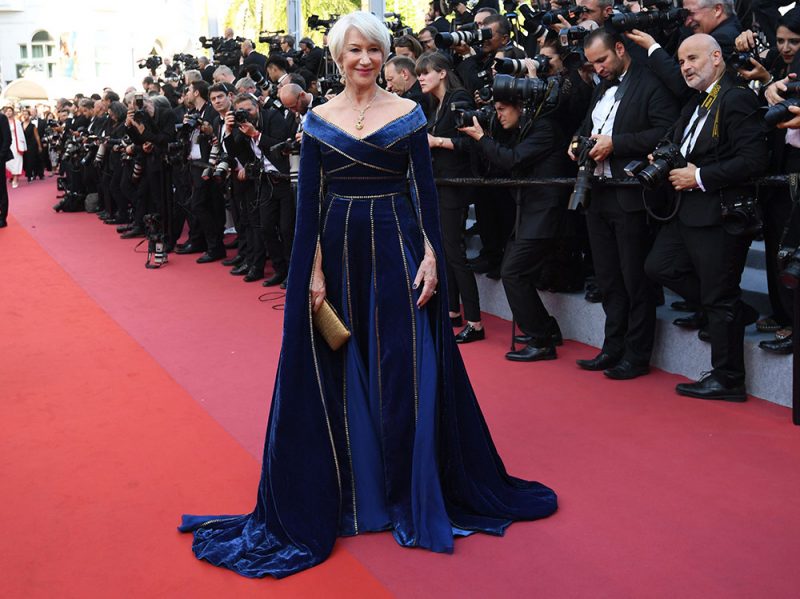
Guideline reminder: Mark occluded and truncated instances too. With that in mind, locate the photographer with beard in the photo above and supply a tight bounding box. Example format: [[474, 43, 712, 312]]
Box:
[[459, 86, 573, 362]]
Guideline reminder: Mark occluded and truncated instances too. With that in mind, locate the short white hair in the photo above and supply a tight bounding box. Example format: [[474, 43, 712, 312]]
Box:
[[327, 11, 391, 69]]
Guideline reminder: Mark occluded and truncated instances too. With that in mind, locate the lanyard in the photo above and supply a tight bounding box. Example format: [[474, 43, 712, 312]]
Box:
[[680, 80, 722, 150]]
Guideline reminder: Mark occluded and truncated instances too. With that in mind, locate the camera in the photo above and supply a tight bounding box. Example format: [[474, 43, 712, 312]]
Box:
[[243, 161, 263, 180], [476, 68, 495, 102], [270, 139, 302, 154], [495, 55, 552, 77], [258, 30, 285, 53], [233, 108, 250, 124], [726, 50, 758, 70], [138, 55, 163, 71], [542, 5, 588, 26], [721, 196, 762, 237], [764, 82, 800, 127], [568, 135, 596, 210], [435, 28, 493, 49], [493, 74, 561, 108], [452, 101, 495, 129], [213, 155, 232, 182], [518, 5, 548, 38], [384, 12, 413, 38], [172, 53, 199, 72], [307, 14, 339, 32], [625, 140, 686, 189], [610, 5, 688, 33], [199, 35, 244, 66], [319, 75, 345, 96], [176, 113, 204, 134], [132, 158, 144, 183]]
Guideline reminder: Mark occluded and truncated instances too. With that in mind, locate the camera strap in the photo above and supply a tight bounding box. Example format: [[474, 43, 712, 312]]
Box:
[[592, 74, 632, 135], [679, 81, 722, 152]]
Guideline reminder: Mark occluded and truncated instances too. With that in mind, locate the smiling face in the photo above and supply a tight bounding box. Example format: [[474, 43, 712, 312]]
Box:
[[339, 27, 384, 86], [678, 36, 723, 90]]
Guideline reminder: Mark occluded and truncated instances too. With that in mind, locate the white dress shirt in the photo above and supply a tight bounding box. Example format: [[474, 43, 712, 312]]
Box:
[[590, 71, 627, 177]]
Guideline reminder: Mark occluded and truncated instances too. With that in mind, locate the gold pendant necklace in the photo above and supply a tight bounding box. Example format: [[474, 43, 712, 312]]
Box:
[[346, 89, 378, 131]]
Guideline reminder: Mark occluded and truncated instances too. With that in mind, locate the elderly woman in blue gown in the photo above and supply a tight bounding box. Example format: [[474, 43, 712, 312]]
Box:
[[179, 11, 557, 579]]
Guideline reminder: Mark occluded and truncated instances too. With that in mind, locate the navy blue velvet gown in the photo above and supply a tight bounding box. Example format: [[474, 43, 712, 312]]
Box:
[[179, 105, 557, 578]]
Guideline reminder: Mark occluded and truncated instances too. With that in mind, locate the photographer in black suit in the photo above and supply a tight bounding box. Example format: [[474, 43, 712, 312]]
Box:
[[460, 90, 573, 361], [572, 29, 679, 379], [645, 34, 769, 401], [384, 56, 429, 112], [241, 40, 267, 79], [175, 80, 223, 261], [0, 111, 11, 228], [626, 0, 742, 102], [297, 38, 324, 77]]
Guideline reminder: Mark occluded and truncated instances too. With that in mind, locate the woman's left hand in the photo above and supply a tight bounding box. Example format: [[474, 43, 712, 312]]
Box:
[[413, 250, 438, 309], [458, 116, 484, 141]]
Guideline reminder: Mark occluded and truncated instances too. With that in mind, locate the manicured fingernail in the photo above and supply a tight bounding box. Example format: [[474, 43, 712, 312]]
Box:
[[413, 283, 418, 289]]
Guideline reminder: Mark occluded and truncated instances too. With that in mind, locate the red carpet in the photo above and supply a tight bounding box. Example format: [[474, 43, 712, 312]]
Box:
[[4, 179, 800, 598]]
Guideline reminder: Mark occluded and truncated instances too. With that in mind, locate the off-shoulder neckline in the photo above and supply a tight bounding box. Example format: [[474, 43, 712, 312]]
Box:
[[308, 105, 421, 142]]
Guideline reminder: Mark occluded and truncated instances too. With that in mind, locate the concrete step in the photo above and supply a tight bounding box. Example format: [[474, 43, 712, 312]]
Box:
[[474, 276, 792, 407]]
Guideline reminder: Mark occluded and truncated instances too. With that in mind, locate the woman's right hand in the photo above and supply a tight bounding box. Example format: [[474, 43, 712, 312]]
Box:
[[735, 30, 757, 52], [310, 269, 326, 313]]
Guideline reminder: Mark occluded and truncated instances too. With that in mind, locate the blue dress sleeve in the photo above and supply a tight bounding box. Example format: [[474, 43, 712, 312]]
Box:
[[407, 119, 444, 260]]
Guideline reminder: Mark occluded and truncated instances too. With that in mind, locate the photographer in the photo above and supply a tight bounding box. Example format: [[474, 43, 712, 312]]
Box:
[[393, 34, 424, 60], [266, 55, 290, 86], [626, 0, 742, 102], [213, 65, 236, 85], [571, 29, 678, 379], [297, 37, 324, 76], [174, 80, 224, 261], [459, 80, 573, 361], [123, 94, 176, 242], [418, 26, 439, 52], [737, 9, 800, 350], [384, 56, 428, 109], [99, 101, 128, 225], [417, 52, 485, 343], [241, 40, 267, 79], [221, 94, 268, 282], [198, 56, 215, 84], [644, 34, 768, 401]]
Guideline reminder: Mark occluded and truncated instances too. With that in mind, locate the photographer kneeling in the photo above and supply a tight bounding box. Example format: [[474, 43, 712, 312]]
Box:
[[459, 75, 572, 361]]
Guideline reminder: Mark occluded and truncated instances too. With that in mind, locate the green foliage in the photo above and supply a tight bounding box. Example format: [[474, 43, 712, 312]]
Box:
[[223, 0, 428, 46]]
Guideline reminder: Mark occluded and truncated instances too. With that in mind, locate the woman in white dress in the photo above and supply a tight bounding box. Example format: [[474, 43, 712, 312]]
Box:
[[4, 107, 27, 188]]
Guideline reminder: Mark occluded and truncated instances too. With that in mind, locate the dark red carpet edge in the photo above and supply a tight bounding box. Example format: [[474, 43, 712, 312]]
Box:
[[5, 179, 800, 598]]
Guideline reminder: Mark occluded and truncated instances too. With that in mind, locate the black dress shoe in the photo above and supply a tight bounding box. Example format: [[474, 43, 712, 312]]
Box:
[[604, 360, 650, 380], [0, 218, 7, 228], [224, 238, 239, 250], [52, 201, 65, 212], [175, 243, 205, 255], [120, 227, 145, 239], [506, 344, 557, 362], [263, 272, 287, 287], [468, 257, 492, 274], [450, 315, 463, 328], [584, 288, 603, 303], [697, 327, 711, 343], [759, 336, 793, 355], [222, 254, 245, 267], [576, 352, 620, 371], [243, 268, 264, 282], [673, 311, 707, 330], [116, 223, 134, 233], [230, 263, 250, 276], [455, 324, 485, 344], [675, 374, 746, 402], [97, 211, 109, 220], [196, 252, 225, 264]]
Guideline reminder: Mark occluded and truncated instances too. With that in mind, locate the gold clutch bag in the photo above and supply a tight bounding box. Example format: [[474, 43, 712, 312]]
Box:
[[313, 299, 351, 351]]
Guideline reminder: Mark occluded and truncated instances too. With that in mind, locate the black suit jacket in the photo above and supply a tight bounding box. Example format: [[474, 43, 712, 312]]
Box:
[[475, 115, 572, 239], [429, 88, 473, 178], [188, 102, 219, 162], [577, 63, 679, 212], [242, 51, 268, 78], [201, 65, 216, 84], [299, 47, 324, 77], [259, 108, 295, 174], [671, 73, 769, 226], [401, 80, 431, 116], [648, 18, 742, 104], [0, 113, 12, 163]]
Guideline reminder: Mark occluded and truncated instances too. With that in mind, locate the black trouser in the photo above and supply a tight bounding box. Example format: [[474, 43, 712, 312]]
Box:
[[231, 176, 254, 267], [439, 186, 481, 322], [189, 165, 225, 255], [0, 164, 8, 221], [474, 189, 515, 268], [260, 178, 294, 276], [585, 188, 656, 365], [110, 161, 129, 222], [645, 218, 751, 387], [100, 167, 115, 217], [763, 188, 794, 326], [171, 164, 195, 246], [502, 237, 557, 347]]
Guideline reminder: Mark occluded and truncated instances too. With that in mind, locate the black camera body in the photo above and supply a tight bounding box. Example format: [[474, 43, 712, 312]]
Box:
[[307, 14, 339, 33], [569, 135, 597, 210], [138, 55, 163, 71], [176, 113, 204, 134], [452, 102, 496, 129], [610, 6, 688, 33], [721, 195, 762, 237], [727, 50, 758, 70], [492, 74, 562, 110], [233, 109, 250, 124], [627, 140, 686, 189], [435, 28, 494, 49], [476, 68, 495, 102], [542, 5, 588, 26], [243, 161, 263, 180], [270, 139, 302, 154], [764, 82, 800, 127]]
